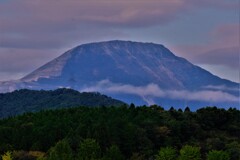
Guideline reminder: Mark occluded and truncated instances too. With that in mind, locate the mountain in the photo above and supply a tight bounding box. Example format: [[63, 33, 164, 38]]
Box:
[[0, 40, 239, 109], [0, 88, 125, 118]]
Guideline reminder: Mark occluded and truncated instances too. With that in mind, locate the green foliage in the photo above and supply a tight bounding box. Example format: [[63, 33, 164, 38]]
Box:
[[196, 107, 230, 130], [129, 153, 145, 160], [9, 150, 45, 160], [226, 142, 240, 160], [1, 152, 12, 160], [0, 88, 125, 118], [184, 107, 190, 112], [103, 145, 124, 160], [178, 145, 201, 160], [155, 147, 177, 160], [48, 139, 73, 160], [77, 138, 101, 160], [0, 106, 239, 159], [207, 150, 230, 160], [37, 157, 47, 160]]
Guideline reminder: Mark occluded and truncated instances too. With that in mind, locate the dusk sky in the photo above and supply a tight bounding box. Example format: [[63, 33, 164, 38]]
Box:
[[0, 0, 239, 82]]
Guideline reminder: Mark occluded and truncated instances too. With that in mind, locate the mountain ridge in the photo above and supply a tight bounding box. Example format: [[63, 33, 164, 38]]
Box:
[[0, 88, 125, 118], [0, 40, 238, 108]]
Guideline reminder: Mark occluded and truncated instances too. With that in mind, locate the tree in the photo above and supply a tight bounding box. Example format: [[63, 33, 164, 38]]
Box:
[[155, 147, 177, 160], [169, 107, 175, 112], [184, 107, 190, 112], [207, 150, 230, 160], [130, 103, 135, 109], [226, 142, 240, 160], [12, 150, 45, 160], [77, 138, 101, 160], [129, 153, 145, 160], [178, 145, 201, 160], [178, 109, 183, 112], [48, 139, 73, 160], [103, 145, 124, 160]]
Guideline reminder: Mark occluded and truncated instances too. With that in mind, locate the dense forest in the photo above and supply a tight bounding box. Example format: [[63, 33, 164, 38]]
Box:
[[0, 105, 239, 160], [0, 88, 125, 118]]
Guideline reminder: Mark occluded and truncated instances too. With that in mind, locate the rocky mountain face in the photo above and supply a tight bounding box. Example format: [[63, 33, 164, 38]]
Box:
[[0, 40, 239, 109]]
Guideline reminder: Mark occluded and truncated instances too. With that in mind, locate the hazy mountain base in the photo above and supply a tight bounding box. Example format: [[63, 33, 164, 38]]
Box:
[[0, 88, 238, 120], [0, 80, 238, 110], [0, 105, 239, 159]]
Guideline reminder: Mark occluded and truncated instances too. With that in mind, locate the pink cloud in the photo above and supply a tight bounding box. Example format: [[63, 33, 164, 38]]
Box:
[[211, 24, 239, 48], [0, 1, 186, 29], [0, 0, 237, 50], [172, 23, 239, 69], [0, 0, 236, 31]]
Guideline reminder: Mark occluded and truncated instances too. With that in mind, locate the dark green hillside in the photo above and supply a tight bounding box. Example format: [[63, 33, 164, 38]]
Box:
[[0, 88, 125, 118], [0, 106, 239, 160]]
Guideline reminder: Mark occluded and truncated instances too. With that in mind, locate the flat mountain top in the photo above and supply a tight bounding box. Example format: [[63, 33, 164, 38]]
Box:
[[0, 40, 239, 108]]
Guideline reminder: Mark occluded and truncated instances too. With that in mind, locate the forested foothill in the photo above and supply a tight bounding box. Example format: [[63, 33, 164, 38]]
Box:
[[0, 88, 125, 118], [0, 104, 239, 160]]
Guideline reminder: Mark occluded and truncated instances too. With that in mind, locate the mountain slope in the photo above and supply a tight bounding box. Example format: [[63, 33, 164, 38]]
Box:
[[0, 88, 125, 118], [0, 40, 239, 108]]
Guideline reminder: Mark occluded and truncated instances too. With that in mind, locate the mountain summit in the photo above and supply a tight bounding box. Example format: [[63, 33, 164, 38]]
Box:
[[0, 40, 239, 108]]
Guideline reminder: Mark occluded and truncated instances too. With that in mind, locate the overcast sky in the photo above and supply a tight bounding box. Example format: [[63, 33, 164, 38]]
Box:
[[0, 0, 239, 82]]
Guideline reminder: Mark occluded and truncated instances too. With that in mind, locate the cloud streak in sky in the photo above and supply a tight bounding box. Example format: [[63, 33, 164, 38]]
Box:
[[0, 0, 237, 49]]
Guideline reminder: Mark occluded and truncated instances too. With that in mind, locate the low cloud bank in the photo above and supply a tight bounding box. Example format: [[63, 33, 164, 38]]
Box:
[[81, 80, 239, 104], [203, 85, 239, 92]]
